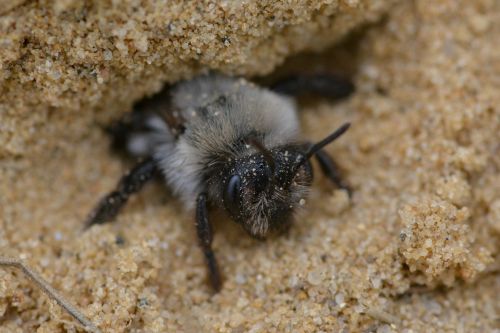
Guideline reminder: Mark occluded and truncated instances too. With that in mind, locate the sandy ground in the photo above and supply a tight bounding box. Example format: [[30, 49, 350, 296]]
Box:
[[1, 0, 499, 332]]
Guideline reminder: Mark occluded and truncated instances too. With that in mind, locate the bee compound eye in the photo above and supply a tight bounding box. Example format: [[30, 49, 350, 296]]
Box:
[[224, 174, 241, 216]]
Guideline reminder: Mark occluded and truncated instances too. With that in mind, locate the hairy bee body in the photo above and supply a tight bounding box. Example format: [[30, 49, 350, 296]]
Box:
[[88, 72, 352, 291], [125, 74, 301, 212]]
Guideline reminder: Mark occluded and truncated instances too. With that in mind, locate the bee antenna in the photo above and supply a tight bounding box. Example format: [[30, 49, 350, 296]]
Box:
[[246, 136, 276, 179], [305, 123, 350, 159], [292, 123, 351, 174]]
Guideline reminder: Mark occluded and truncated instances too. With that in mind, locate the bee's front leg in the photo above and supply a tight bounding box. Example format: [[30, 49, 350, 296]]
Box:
[[195, 193, 222, 292], [311, 147, 352, 197], [84, 157, 158, 229]]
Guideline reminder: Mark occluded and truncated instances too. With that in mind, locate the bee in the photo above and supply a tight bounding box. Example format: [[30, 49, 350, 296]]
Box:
[[85, 73, 353, 291]]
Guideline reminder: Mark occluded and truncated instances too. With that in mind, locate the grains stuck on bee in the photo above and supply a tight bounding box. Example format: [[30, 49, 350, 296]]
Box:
[[84, 72, 354, 291]]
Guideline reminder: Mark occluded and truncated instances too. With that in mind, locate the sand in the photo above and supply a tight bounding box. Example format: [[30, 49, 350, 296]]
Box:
[[1, 0, 499, 332]]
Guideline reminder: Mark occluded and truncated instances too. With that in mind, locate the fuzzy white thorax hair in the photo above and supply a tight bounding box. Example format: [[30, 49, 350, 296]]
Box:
[[153, 74, 301, 209]]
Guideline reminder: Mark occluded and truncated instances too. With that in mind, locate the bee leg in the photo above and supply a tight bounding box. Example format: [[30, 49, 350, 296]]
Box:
[[313, 148, 352, 197], [270, 74, 354, 100], [84, 157, 158, 229], [195, 193, 222, 292]]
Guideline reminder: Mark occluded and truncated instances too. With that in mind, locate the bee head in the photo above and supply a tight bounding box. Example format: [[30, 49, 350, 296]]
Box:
[[220, 123, 350, 238], [222, 146, 313, 238]]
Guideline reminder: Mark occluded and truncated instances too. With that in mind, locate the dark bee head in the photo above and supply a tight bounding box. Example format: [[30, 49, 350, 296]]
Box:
[[222, 146, 313, 238], [214, 122, 350, 238]]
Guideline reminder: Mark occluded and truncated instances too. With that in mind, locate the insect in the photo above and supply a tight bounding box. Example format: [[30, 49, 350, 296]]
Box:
[[84, 73, 353, 291]]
